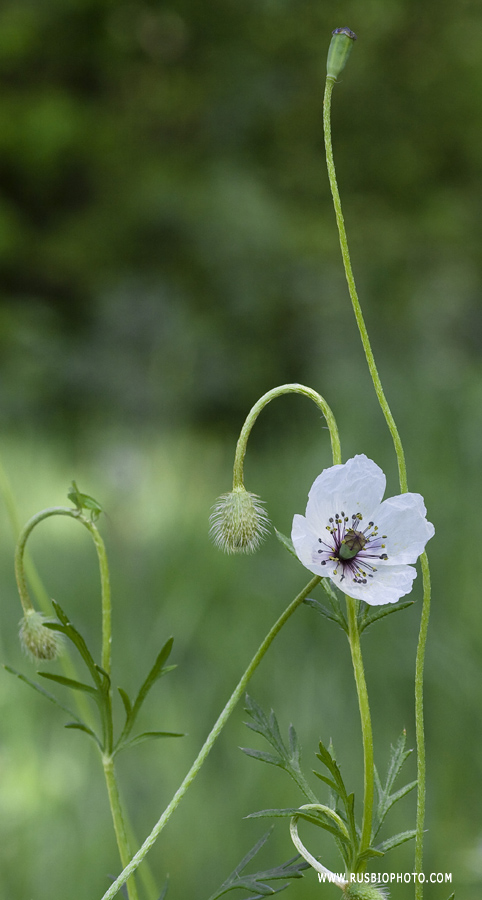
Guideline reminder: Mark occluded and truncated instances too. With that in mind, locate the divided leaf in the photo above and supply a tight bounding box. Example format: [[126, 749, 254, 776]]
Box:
[[374, 830, 416, 854], [242, 696, 316, 802], [314, 740, 357, 846], [207, 828, 309, 900], [372, 731, 416, 840]]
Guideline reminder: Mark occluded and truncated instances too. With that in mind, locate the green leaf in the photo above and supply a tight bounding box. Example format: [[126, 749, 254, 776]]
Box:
[[303, 598, 347, 630], [68, 480, 103, 520], [246, 807, 349, 844], [375, 829, 416, 853], [157, 877, 169, 900], [207, 828, 309, 900], [245, 808, 302, 819], [118, 687, 132, 719], [358, 600, 414, 634], [243, 695, 317, 802], [47, 601, 102, 688], [38, 671, 97, 694], [314, 740, 358, 850], [129, 638, 175, 725], [118, 730, 185, 752], [64, 722, 101, 747], [274, 529, 298, 559], [372, 731, 415, 839], [5, 665, 88, 728], [241, 748, 285, 767]]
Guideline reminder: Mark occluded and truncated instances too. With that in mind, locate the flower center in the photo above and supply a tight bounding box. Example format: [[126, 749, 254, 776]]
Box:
[[338, 529, 367, 560], [316, 511, 388, 584]]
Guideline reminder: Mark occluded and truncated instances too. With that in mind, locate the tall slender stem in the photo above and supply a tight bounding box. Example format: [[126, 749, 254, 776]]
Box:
[[346, 596, 374, 863], [323, 70, 433, 894], [100, 575, 322, 900], [103, 756, 140, 900], [79, 518, 112, 677], [323, 77, 407, 493], [414, 551, 431, 897]]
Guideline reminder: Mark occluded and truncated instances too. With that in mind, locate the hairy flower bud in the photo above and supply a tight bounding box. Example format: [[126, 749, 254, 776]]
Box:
[[19, 610, 63, 661], [209, 487, 270, 554], [343, 883, 388, 900]]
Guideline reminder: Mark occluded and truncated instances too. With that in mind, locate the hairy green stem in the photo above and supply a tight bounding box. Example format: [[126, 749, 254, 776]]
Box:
[[100, 575, 322, 900], [79, 518, 112, 677], [323, 71, 432, 893], [104, 756, 140, 900], [233, 384, 342, 489], [414, 551, 431, 898], [346, 596, 374, 864], [323, 77, 407, 493]]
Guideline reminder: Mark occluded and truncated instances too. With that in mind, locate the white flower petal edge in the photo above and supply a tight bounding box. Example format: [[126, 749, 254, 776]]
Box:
[[292, 454, 434, 606], [305, 455, 386, 534]]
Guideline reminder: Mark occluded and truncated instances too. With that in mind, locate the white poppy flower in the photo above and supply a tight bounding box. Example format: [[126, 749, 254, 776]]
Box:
[[291, 454, 434, 605]]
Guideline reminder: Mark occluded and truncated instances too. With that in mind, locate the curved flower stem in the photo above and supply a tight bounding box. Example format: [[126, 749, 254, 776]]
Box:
[[232, 384, 342, 490], [323, 77, 407, 493], [15, 506, 139, 900], [346, 596, 374, 865], [99, 575, 322, 900], [15, 507, 112, 677], [290, 805, 348, 888]]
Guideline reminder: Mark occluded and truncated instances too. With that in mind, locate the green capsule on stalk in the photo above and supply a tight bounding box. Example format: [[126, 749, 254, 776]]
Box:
[[327, 27, 357, 81]]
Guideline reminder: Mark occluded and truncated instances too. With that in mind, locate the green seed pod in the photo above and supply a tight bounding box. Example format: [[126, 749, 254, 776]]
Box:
[[338, 529, 367, 560], [327, 27, 357, 81]]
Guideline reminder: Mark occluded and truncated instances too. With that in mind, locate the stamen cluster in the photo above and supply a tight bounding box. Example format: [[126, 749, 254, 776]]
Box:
[[317, 510, 387, 585]]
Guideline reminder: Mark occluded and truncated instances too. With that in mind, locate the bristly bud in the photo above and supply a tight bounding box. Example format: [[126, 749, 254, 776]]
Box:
[[209, 487, 270, 554], [19, 610, 63, 661], [327, 27, 357, 81], [343, 883, 389, 900]]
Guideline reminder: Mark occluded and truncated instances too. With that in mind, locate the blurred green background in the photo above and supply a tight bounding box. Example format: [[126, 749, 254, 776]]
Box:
[[0, 0, 481, 897]]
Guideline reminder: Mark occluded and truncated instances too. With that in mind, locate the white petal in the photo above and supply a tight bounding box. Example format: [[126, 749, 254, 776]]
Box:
[[305, 455, 386, 531], [330, 564, 418, 605], [291, 514, 337, 575], [374, 493, 435, 565]]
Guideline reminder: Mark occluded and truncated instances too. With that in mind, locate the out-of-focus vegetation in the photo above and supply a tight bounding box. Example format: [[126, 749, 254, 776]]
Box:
[[0, 1, 481, 898]]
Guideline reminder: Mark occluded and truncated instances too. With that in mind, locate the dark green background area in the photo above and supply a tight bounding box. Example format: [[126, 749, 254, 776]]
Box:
[[0, 1, 480, 898]]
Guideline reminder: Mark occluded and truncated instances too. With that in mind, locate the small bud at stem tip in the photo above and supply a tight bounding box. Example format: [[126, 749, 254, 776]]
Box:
[[327, 27, 357, 81]]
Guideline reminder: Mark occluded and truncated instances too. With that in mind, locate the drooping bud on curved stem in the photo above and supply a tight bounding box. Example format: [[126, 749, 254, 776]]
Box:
[[15, 505, 112, 675], [327, 27, 357, 81], [210, 384, 341, 553]]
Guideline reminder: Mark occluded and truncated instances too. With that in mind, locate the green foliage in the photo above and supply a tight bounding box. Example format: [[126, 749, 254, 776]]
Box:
[[242, 697, 417, 878], [241, 694, 316, 802], [7, 600, 183, 757], [207, 828, 309, 900], [372, 731, 416, 844], [67, 480, 103, 520]]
